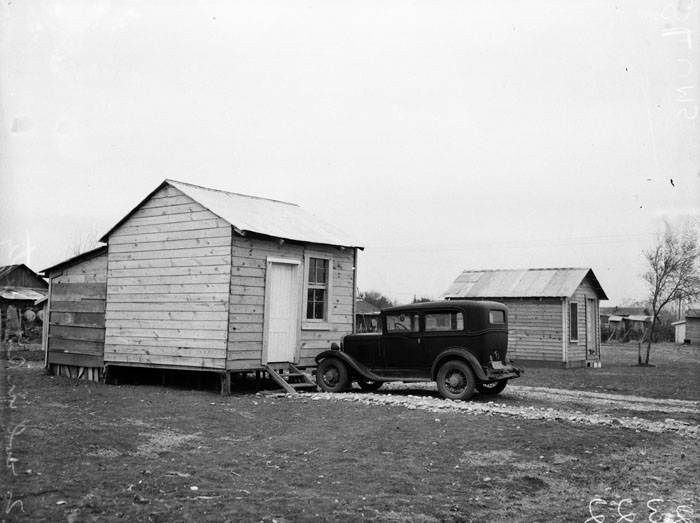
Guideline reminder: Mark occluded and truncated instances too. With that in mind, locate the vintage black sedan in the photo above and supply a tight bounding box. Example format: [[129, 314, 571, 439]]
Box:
[[315, 300, 521, 400]]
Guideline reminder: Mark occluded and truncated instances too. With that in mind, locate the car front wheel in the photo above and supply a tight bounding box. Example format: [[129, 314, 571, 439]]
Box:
[[476, 379, 508, 395], [436, 360, 476, 401], [316, 358, 351, 393]]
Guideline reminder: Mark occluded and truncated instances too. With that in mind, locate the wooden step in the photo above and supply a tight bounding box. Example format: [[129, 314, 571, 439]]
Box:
[[264, 363, 319, 394]]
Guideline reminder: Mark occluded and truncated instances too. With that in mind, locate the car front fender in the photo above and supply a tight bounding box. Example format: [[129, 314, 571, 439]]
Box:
[[314, 350, 384, 382], [431, 348, 488, 381]]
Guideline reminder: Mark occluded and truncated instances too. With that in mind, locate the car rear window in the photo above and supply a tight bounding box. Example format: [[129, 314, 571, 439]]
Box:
[[425, 312, 464, 332], [489, 310, 506, 324]]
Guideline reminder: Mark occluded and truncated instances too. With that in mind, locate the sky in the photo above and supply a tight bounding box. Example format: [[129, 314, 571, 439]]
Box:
[[1, 0, 698, 305]]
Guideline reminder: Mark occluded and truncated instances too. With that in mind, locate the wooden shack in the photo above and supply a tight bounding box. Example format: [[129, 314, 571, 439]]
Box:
[[443, 268, 608, 367], [0, 264, 48, 341], [42, 247, 108, 380], [674, 308, 700, 345], [43, 180, 361, 389]]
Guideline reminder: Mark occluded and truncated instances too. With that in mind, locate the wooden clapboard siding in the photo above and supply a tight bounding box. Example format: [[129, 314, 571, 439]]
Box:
[[299, 246, 355, 367], [226, 237, 356, 369], [686, 318, 700, 344], [47, 251, 108, 369], [226, 237, 301, 367], [504, 299, 563, 362], [566, 278, 601, 362], [104, 185, 232, 370]]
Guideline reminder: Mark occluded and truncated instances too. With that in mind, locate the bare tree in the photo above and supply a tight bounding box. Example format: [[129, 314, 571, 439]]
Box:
[[641, 221, 700, 364], [64, 228, 102, 258], [359, 290, 394, 310]]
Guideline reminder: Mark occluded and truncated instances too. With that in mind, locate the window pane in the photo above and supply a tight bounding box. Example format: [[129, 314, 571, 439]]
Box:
[[308, 257, 329, 285], [425, 312, 464, 332], [308, 259, 317, 282], [306, 288, 326, 320], [314, 301, 324, 319], [489, 310, 505, 324], [570, 303, 578, 340], [318, 259, 328, 284], [386, 313, 419, 332]]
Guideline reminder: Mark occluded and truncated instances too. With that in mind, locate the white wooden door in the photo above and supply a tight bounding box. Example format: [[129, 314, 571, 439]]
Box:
[[265, 261, 299, 363], [586, 298, 599, 360]]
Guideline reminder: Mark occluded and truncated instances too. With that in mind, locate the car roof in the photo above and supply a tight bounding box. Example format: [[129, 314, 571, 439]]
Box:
[[383, 300, 506, 313]]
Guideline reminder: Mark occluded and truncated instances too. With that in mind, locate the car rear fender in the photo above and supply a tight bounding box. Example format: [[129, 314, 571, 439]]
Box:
[[315, 350, 384, 382], [431, 348, 487, 381]]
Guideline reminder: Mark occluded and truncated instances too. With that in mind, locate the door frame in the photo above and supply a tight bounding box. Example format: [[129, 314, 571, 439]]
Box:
[[585, 298, 599, 360], [262, 257, 302, 364]]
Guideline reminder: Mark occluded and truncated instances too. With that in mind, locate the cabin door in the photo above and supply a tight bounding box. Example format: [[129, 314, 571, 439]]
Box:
[[586, 298, 599, 360], [264, 259, 300, 363]]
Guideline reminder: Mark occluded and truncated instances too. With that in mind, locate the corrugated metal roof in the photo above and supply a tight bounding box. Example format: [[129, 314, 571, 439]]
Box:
[[101, 180, 362, 249], [0, 288, 47, 302], [627, 315, 653, 322], [442, 268, 608, 300]]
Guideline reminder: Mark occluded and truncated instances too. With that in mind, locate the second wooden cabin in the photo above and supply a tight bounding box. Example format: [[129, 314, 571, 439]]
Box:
[[43, 179, 362, 387], [443, 267, 608, 368]]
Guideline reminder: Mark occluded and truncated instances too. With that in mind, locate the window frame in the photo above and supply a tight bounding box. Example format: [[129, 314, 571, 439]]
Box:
[[302, 253, 333, 330], [384, 311, 421, 334], [423, 310, 465, 333], [570, 302, 579, 342]]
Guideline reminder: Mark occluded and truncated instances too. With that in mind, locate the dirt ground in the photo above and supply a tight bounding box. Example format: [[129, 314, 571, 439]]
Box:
[[1, 342, 698, 522]]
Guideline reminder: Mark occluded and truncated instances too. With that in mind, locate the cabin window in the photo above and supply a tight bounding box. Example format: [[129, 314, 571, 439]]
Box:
[[386, 313, 420, 333], [570, 302, 578, 341], [306, 257, 329, 320], [425, 312, 464, 332], [489, 310, 505, 324]]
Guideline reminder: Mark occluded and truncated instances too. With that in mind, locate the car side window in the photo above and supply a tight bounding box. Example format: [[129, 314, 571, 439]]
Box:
[[385, 313, 420, 333], [425, 311, 464, 332]]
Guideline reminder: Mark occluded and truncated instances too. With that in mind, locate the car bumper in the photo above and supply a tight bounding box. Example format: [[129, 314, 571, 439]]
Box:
[[484, 360, 522, 381]]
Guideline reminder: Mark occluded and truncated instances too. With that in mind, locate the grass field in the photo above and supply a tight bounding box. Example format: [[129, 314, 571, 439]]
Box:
[[1, 342, 698, 522], [516, 342, 700, 400]]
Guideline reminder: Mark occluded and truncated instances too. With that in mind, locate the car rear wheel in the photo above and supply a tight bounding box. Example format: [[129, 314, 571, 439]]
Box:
[[436, 360, 476, 401], [476, 379, 508, 395], [356, 378, 383, 392], [316, 358, 350, 393]]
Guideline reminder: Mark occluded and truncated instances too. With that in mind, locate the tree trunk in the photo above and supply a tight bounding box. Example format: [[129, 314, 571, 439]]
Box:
[[644, 318, 656, 365]]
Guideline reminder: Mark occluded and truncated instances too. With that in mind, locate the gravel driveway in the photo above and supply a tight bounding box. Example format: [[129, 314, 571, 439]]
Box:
[[286, 383, 700, 439]]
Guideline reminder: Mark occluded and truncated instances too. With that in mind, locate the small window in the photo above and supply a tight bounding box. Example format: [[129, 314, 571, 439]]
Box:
[[306, 257, 329, 320], [570, 302, 578, 341], [425, 312, 464, 332], [386, 313, 420, 333], [489, 310, 505, 324]]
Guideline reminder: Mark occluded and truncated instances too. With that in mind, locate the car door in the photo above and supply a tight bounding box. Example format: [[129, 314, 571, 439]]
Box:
[[381, 311, 423, 376], [421, 309, 466, 366]]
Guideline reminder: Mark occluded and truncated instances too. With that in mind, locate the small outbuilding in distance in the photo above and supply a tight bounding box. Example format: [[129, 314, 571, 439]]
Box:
[[42, 179, 362, 392], [0, 264, 48, 342], [673, 307, 700, 345], [442, 267, 608, 368]]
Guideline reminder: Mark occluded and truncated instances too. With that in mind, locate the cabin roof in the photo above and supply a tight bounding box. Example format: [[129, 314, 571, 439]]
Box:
[[41, 246, 108, 275], [442, 268, 608, 300], [356, 299, 381, 315], [0, 264, 48, 289], [100, 179, 363, 249]]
